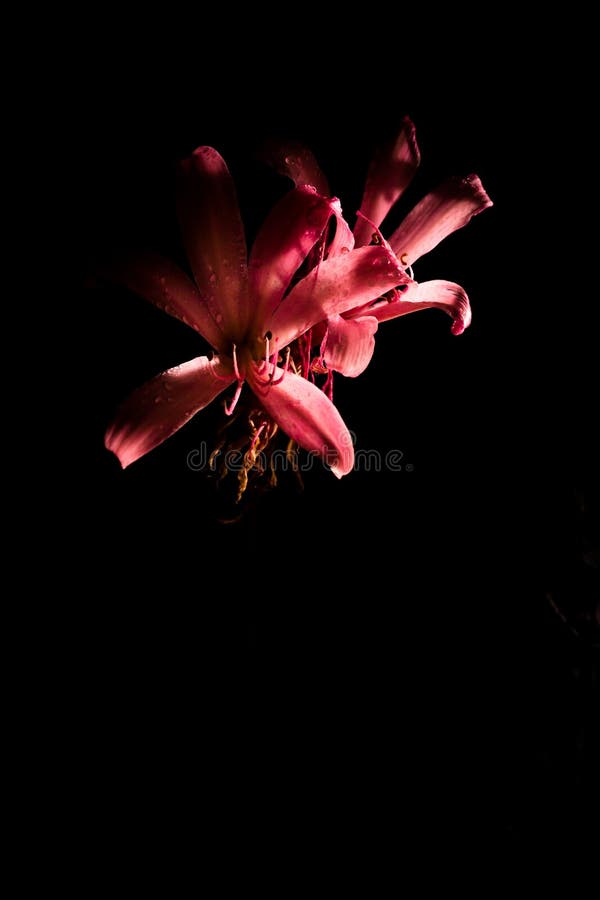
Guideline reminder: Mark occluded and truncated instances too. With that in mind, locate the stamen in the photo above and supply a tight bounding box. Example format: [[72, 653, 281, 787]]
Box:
[[224, 381, 243, 416], [232, 343, 241, 381], [311, 357, 328, 375], [397, 252, 414, 281], [249, 423, 265, 453], [356, 210, 386, 247], [270, 347, 291, 386], [253, 346, 291, 389]]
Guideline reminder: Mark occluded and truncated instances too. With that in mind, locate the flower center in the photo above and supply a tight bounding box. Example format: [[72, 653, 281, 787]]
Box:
[[223, 332, 290, 417]]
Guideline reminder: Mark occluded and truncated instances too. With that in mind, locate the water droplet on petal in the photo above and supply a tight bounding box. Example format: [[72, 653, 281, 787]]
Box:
[[208, 272, 217, 285], [154, 396, 161, 404], [216, 313, 223, 324], [340, 246, 349, 254]]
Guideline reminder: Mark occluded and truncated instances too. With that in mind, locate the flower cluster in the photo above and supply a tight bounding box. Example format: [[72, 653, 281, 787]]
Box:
[[104, 118, 492, 496]]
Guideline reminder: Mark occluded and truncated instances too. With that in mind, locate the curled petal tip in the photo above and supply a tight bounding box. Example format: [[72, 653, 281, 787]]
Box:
[[464, 174, 493, 210]]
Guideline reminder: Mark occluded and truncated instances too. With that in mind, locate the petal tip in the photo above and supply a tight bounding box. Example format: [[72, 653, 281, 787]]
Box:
[[402, 115, 421, 166], [464, 174, 493, 211]]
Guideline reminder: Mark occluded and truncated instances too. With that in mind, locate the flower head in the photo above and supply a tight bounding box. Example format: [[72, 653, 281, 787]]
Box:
[[268, 118, 492, 378], [104, 146, 406, 484]]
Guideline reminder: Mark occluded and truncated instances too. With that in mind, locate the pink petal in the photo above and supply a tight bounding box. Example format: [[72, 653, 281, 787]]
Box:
[[100, 251, 226, 352], [327, 205, 355, 258], [248, 186, 340, 328], [360, 280, 472, 335], [388, 174, 493, 265], [354, 116, 421, 247], [269, 245, 406, 349], [321, 314, 378, 377], [261, 139, 329, 195], [248, 366, 354, 479], [177, 147, 249, 341], [105, 355, 234, 469]]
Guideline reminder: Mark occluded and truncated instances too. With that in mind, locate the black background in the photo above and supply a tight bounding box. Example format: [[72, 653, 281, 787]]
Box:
[[68, 22, 597, 875]]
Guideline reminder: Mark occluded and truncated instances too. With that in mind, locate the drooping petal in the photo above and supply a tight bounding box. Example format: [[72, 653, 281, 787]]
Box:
[[248, 366, 354, 478], [353, 116, 421, 247], [105, 355, 234, 469], [100, 251, 226, 352], [388, 174, 492, 265], [248, 186, 340, 327], [356, 280, 472, 335], [269, 245, 406, 349], [321, 314, 378, 377], [261, 139, 329, 195], [177, 147, 249, 340]]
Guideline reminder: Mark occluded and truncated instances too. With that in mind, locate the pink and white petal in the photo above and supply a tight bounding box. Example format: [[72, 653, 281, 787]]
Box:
[[177, 147, 249, 340], [248, 366, 354, 478], [100, 251, 226, 352], [353, 116, 421, 247], [270, 245, 406, 349], [321, 314, 378, 377], [249, 186, 339, 327], [388, 174, 492, 264], [261, 139, 329, 195], [105, 355, 235, 469], [360, 280, 472, 335], [327, 203, 355, 258]]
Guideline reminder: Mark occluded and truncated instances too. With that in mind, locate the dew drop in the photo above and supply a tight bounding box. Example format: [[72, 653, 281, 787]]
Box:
[[154, 396, 161, 404], [208, 272, 217, 285], [340, 246, 350, 254]]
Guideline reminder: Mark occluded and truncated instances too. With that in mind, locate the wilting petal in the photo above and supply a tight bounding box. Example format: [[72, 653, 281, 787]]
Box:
[[321, 314, 378, 377], [270, 245, 406, 349], [360, 280, 472, 335], [249, 186, 340, 327], [261, 139, 329, 195], [177, 147, 249, 340], [100, 251, 226, 352], [105, 355, 234, 468], [388, 174, 492, 264], [248, 366, 354, 478], [354, 116, 421, 247]]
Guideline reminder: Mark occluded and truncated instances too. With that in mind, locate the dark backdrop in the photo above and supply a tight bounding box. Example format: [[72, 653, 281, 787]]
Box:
[[68, 25, 597, 875]]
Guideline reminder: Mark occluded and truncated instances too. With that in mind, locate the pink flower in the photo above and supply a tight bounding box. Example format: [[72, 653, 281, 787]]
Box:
[[268, 119, 492, 378], [104, 147, 407, 478]]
